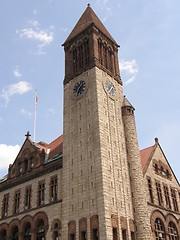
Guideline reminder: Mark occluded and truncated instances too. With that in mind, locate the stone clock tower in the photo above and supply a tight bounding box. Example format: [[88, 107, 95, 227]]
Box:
[[62, 4, 152, 240]]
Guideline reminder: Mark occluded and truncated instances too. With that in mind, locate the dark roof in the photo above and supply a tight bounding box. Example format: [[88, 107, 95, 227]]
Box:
[[63, 4, 118, 46], [122, 95, 135, 109]]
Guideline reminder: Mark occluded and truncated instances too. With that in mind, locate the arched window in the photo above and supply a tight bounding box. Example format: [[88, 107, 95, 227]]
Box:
[[160, 166, 164, 175], [155, 164, 158, 173], [36, 219, 45, 240], [11, 226, 19, 240], [84, 39, 89, 66], [73, 48, 77, 73], [166, 170, 169, 178], [168, 222, 178, 240], [24, 223, 31, 240], [78, 44, 83, 69], [103, 43, 107, 69], [0, 230, 7, 240], [53, 223, 59, 240], [155, 218, 165, 240], [98, 40, 102, 65]]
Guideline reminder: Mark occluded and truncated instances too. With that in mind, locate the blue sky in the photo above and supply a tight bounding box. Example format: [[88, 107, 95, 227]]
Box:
[[0, 0, 179, 181]]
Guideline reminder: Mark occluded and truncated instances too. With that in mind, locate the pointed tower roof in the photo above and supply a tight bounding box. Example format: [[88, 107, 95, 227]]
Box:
[[63, 4, 118, 46], [122, 95, 135, 110]]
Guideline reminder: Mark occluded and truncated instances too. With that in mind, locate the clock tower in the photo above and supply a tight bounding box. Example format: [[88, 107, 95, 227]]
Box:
[[62, 4, 152, 240]]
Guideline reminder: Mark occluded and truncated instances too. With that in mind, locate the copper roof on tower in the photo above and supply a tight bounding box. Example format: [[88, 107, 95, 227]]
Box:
[[63, 4, 118, 46]]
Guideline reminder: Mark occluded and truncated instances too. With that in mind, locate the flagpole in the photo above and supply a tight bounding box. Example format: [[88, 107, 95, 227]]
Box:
[[33, 90, 37, 143]]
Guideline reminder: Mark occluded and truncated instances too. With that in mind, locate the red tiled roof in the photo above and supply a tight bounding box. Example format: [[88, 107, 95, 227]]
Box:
[[63, 4, 118, 45], [140, 145, 154, 172], [47, 135, 63, 159]]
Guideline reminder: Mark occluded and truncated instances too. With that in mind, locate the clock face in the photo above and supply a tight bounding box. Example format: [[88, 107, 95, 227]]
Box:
[[73, 80, 86, 96], [105, 80, 116, 96]]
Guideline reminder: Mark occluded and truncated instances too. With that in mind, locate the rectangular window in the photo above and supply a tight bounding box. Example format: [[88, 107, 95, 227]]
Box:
[[163, 185, 171, 209], [147, 177, 154, 203], [131, 232, 135, 240], [113, 228, 117, 240], [156, 182, 163, 206], [38, 181, 45, 206], [70, 234, 75, 240], [171, 188, 179, 212], [122, 229, 127, 240], [81, 231, 86, 240], [93, 229, 98, 240], [25, 186, 31, 209], [51, 176, 58, 202], [2, 194, 9, 217], [14, 190, 20, 213]]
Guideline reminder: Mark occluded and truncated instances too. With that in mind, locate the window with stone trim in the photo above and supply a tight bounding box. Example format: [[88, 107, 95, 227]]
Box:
[[147, 177, 154, 203], [113, 227, 117, 240], [2, 193, 9, 218], [163, 185, 171, 209], [168, 221, 178, 240], [84, 39, 89, 66], [98, 40, 103, 65], [122, 229, 127, 240], [38, 181, 45, 206], [156, 182, 163, 206], [50, 176, 58, 202], [155, 218, 165, 240], [14, 190, 21, 213], [93, 229, 98, 240], [25, 186, 31, 210], [131, 231, 135, 240], [73, 48, 77, 73], [171, 188, 179, 212], [78, 44, 84, 69], [0, 229, 7, 240]]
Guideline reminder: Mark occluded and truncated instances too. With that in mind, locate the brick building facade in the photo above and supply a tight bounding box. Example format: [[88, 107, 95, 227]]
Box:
[[0, 4, 179, 240]]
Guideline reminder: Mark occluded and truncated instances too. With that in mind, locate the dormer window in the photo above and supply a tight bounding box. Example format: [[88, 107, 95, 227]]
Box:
[[160, 166, 164, 175], [19, 163, 22, 174], [155, 164, 158, 173], [25, 159, 28, 173]]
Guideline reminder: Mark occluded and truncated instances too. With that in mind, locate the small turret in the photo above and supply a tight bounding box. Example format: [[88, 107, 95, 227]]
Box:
[[122, 96, 152, 240]]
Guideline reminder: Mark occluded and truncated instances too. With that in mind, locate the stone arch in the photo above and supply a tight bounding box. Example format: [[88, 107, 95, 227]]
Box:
[[79, 218, 87, 240], [90, 215, 99, 240], [150, 210, 166, 231], [9, 219, 20, 240], [166, 213, 180, 237], [20, 215, 34, 239], [34, 211, 49, 240], [68, 220, 76, 240], [111, 214, 119, 240], [51, 218, 61, 240], [0, 223, 8, 240]]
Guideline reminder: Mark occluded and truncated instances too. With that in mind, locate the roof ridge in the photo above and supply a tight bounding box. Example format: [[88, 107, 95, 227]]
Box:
[[48, 134, 63, 147], [140, 145, 154, 152]]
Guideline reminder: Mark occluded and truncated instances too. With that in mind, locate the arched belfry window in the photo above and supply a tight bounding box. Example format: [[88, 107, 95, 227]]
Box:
[[168, 221, 178, 240], [108, 47, 113, 73], [78, 43, 83, 69], [103, 43, 108, 69], [84, 39, 89, 66], [155, 218, 165, 240], [73, 48, 77, 73], [98, 39, 102, 65]]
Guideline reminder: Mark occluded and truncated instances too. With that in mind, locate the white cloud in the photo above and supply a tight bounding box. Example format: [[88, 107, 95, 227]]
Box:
[[0, 144, 20, 170], [20, 108, 32, 117], [28, 20, 39, 27], [13, 66, 22, 78], [95, 0, 112, 23], [119, 59, 138, 85], [1, 81, 32, 106], [18, 28, 53, 44]]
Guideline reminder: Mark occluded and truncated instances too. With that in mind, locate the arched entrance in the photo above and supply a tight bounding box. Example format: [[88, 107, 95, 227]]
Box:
[[0, 230, 7, 240], [23, 223, 31, 240], [36, 219, 45, 240]]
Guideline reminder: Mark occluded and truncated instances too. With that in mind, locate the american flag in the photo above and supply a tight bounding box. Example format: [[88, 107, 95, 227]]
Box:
[[35, 90, 38, 105]]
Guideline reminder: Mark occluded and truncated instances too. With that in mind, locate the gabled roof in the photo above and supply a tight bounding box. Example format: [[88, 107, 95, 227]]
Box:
[[140, 145, 155, 172], [140, 138, 179, 185], [63, 4, 118, 46]]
